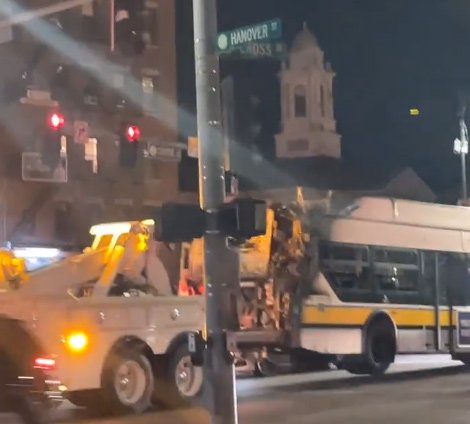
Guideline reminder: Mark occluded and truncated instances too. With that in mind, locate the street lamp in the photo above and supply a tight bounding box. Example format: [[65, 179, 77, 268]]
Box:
[[454, 115, 469, 205]]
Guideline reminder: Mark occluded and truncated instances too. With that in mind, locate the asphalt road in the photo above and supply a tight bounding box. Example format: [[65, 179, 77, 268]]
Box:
[[53, 355, 470, 424]]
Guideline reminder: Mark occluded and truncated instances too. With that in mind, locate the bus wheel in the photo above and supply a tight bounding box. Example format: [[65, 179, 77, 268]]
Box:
[[154, 344, 203, 409], [452, 354, 470, 366], [343, 319, 395, 375], [102, 349, 154, 414]]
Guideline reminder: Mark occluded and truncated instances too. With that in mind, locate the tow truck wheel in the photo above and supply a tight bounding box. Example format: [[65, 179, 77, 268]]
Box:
[[154, 344, 203, 409], [103, 349, 154, 415], [254, 358, 277, 377], [67, 390, 102, 410]]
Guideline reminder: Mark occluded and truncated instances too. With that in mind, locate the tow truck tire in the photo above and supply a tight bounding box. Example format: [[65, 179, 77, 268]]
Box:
[[254, 359, 277, 377], [154, 344, 203, 409], [67, 390, 103, 410], [102, 349, 154, 415]]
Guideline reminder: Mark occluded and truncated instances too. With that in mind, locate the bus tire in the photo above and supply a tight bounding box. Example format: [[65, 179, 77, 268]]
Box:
[[102, 348, 154, 415], [452, 354, 470, 366], [154, 343, 203, 409], [343, 319, 395, 375]]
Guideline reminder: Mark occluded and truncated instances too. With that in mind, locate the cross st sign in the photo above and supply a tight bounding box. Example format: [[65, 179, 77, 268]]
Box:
[[217, 19, 282, 53]]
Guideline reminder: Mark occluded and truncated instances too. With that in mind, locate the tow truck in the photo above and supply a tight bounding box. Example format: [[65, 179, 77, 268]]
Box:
[[0, 219, 205, 414]]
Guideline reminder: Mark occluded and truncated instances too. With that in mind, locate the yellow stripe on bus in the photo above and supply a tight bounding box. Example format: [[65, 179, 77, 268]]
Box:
[[302, 305, 455, 328]]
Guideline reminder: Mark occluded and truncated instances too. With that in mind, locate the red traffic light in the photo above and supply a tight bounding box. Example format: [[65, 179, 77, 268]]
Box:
[[48, 112, 65, 130], [126, 125, 140, 142]]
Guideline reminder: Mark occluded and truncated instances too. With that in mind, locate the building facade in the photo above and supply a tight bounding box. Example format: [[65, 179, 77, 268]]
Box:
[[275, 24, 341, 159], [0, 0, 193, 247]]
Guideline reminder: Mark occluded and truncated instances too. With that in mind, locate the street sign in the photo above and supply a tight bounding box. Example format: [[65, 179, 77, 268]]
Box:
[[74, 120, 89, 144], [145, 143, 182, 162], [216, 18, 282, 53], [221, 41, 286, 59]]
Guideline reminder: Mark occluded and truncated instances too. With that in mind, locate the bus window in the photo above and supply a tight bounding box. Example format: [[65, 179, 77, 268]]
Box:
[[419, 251, 437, 305], [319, 242, 376, 302], [373, 248, 419, 303], [440, 253, 470, 306]]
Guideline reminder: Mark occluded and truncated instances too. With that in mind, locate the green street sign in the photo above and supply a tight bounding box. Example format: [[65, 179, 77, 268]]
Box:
[[216, 19, 282, 52], [221, 41, 286, 60]]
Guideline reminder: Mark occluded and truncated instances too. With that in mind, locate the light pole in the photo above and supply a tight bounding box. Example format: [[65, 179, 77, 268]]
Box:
[[459, 117, 468, 203], [193, 1, 239, 424], [454, 113, 469, 205]]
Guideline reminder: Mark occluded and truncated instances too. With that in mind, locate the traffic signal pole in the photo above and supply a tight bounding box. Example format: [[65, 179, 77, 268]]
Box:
[[193, 1, 239, 424]]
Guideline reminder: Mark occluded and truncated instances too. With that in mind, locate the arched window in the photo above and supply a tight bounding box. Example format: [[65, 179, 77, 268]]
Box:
[[320, 85, 326, 117], [294, 85, 307, 117]]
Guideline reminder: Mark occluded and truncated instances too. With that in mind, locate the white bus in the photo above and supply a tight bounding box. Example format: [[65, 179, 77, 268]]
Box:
[[221, 191, 470, 375]]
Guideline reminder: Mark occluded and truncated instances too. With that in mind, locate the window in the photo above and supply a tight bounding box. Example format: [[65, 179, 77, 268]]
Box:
[[373, 248, 419, 293], [141, 2, 159, 46], [294, 85, 307, 117], [440, 253, 470, 306], [320, 243, 375, 301], [141, 75, 158, 112]]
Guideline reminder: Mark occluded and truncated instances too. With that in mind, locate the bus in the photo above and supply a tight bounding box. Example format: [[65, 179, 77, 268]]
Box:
[[199, 189, 470, 375]]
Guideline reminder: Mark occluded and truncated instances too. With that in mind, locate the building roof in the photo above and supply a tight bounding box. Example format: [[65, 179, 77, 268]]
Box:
[[291, 24, 319, 53], [238, 157, 435, 202]]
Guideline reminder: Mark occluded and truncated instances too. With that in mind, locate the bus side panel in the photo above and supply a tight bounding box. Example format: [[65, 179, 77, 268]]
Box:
[[300, 327, 362, 354]]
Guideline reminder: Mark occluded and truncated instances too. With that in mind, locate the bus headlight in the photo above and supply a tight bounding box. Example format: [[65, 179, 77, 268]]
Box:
[[63, 331, 89, 353]]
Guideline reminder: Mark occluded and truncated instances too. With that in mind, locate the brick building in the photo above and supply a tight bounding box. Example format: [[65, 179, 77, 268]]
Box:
[[0, 0, 194, 247]]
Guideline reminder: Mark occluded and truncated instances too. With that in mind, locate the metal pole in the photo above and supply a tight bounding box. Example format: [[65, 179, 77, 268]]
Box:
[[460, 118, 467, 203], [110, 0, 115, 52], [221, 76, 235, 172], [193, 1, 239, 424]]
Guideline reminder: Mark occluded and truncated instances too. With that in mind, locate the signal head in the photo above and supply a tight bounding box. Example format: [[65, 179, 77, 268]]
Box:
[[48, 112, 65, 130], [126, 125, 141, 142]]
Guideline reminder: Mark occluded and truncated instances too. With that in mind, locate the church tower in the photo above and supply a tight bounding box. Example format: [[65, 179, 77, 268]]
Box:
[[275, 24, 341, 159]]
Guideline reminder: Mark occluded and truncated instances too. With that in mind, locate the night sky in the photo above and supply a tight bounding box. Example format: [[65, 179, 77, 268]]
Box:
[[177, 0, 470, 195]]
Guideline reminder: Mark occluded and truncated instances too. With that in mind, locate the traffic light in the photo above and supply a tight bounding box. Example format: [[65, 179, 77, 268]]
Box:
[[119, 122, 140, 167], [218, 198, 267, 240], [153, 199, 267, 243], [154, 203, 206, 242], [41, 112, 64, 170]]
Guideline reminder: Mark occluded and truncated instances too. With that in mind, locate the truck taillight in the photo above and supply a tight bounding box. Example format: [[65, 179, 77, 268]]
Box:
[[34, 357, 56, 370]]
